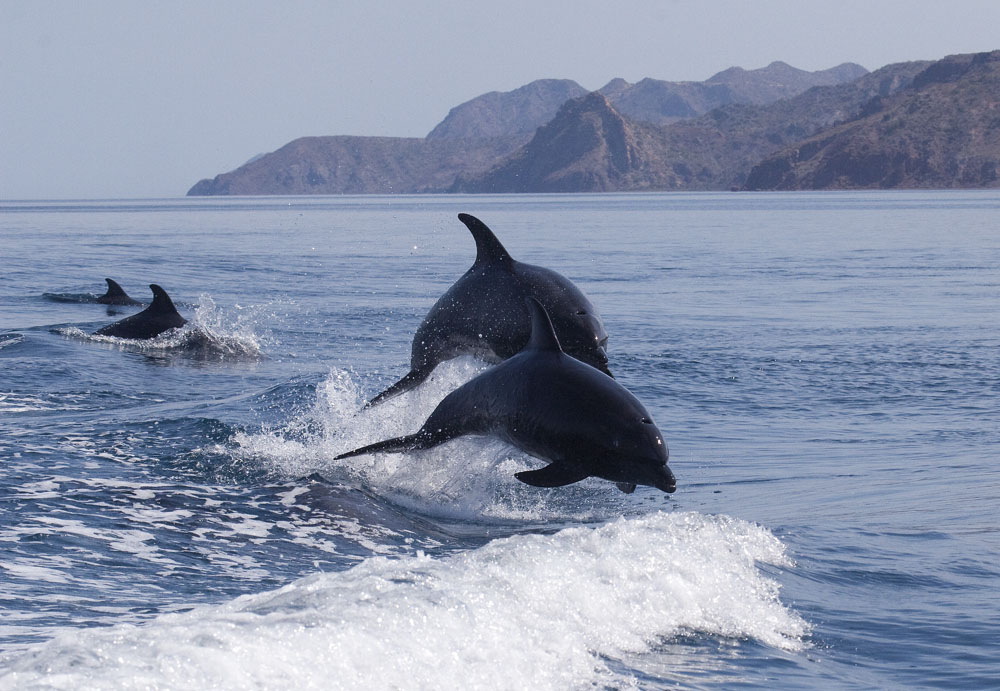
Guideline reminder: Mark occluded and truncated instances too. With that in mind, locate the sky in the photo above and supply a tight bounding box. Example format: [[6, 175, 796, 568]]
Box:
[[2, 0, 1000, 199]]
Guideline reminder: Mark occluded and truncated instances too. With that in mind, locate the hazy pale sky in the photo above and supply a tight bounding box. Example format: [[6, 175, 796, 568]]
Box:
[[3, 0, 999, 199]]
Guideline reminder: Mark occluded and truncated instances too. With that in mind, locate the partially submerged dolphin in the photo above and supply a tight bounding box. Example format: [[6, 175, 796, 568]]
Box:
[[366, 213, 611, 407], [339, 299, 675, 494], [96, 278, 143, 306], [94, 284, 187, 339]]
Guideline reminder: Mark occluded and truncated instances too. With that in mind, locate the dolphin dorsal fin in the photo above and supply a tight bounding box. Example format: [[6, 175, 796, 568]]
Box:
[[525, 297, 563, 353], [104, 278, 129, 298], [148, 285, 180, 314], [458, 213, 513, 270]]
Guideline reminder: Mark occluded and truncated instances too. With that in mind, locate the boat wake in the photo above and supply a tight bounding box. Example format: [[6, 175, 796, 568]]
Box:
[[0, 511, 808, 689]]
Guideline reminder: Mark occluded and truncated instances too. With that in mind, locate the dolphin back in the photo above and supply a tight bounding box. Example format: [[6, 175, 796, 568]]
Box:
[[94, 285, 187, 339]]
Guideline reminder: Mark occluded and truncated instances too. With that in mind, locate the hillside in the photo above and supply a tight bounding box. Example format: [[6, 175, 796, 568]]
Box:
[[426, 79, 588, 140], [188, 60, 869, 195], [603, 61, 867, 126], [187, 53, 1000, 195], [744, 51, 1000, 189], [451, 93, 678, 193], [427, 62, 868, 140], [455, 60, 928, 193], [187, 135, 525, 196]]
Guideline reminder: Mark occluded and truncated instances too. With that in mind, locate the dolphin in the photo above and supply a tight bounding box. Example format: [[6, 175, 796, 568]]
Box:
[[96, 278, 144, 306], [94, 284, 187, 339], [366, 213, 611, 407], [338, 299, 675, 494]]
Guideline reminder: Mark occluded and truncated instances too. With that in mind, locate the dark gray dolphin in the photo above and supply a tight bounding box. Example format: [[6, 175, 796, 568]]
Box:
[[339, 299, 674, 494], [94, 284, 187, 339], [366, 213, 610, 407], [96, 278, 143, 306]]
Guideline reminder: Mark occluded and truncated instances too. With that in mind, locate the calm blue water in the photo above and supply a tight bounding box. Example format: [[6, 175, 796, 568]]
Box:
[[0, 192, 998, 689]]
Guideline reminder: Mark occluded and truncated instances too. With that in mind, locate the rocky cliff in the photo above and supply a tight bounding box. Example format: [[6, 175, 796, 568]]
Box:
[[187, 53, 1000, 195], [426, 79, 588, 140], [452, 93, 667, 193], [187, 135, 525, 196], [427, 63, 868, 141], [455, 61, 927, 193], [744, 51, 1000, 189], [188, 60, 870, 195], [603, 61, 868, 126]]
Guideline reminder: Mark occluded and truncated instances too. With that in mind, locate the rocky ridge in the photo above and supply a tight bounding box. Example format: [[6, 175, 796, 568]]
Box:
[[187, 53, 1000, 195], [744, 51, 1000, 189]]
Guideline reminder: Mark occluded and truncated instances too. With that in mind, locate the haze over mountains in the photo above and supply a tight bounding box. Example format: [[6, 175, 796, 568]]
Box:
[[188, 52, 1000, 195]]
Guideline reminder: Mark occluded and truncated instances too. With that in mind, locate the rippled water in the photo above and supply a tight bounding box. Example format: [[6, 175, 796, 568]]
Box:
[[1, 192, 998, 688]]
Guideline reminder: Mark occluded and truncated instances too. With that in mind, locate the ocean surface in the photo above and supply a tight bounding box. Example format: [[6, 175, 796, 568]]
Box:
[[0, 192, 997, 689]]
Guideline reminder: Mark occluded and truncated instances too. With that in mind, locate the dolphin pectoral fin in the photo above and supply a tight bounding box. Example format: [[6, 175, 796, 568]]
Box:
[[615, 482, 636, 494], [514, 461, 592, 488], [364, 368, 431, 408]]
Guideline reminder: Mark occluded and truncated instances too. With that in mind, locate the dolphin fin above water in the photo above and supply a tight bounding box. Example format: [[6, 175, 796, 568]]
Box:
[[96, 278, 143, 306], [365, 213, 612, 408], [94, 284, 187, 339], [460, 212, 513, 269]]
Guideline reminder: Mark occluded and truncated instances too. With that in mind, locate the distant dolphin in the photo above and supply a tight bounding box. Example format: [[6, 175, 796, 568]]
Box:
[[96, 278, 143, 306], [366, 213, 611, 407], [94, 284, 187, 339], [339, 299, 674, 494]]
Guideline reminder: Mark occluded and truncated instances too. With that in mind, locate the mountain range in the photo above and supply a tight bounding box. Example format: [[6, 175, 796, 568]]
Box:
[[188, 52, 1000, 195]]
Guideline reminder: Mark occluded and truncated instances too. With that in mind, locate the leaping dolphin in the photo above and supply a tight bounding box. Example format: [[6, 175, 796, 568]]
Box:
[[96, 278, 143, 306], [94, 284, 187, 339], [339, 298, 675, 494], [366, 213, 611, 407]]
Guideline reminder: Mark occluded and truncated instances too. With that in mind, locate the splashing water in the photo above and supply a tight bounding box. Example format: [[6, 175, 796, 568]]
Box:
[[0, 512, 808, 690], [226, 359, 665, 524], [57, 294, 267, 360]]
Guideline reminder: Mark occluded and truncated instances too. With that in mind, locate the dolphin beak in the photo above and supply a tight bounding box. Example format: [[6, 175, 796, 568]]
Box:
[[595, 346, 613, 378], [654, 466, 676, 494]]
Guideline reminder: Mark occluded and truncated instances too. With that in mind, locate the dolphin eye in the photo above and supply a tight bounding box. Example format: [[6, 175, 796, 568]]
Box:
[[576, 310, 587, 315], [641, 418, 653, 425]]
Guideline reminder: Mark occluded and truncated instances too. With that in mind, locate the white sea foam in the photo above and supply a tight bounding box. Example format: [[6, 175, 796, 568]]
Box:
[[0, 334, 23, 350], [227, 360, 654, 523], [58, 294, 267, 358], [0, 392, 89, 414], [0, 512, 808, 690]]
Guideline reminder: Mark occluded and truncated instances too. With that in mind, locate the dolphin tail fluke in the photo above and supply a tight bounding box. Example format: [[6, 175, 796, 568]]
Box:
[[334, 427, 452, 460], [334, 433, 426, 460], [364, 368, 430, 408], [514, 460, 592, 488]]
